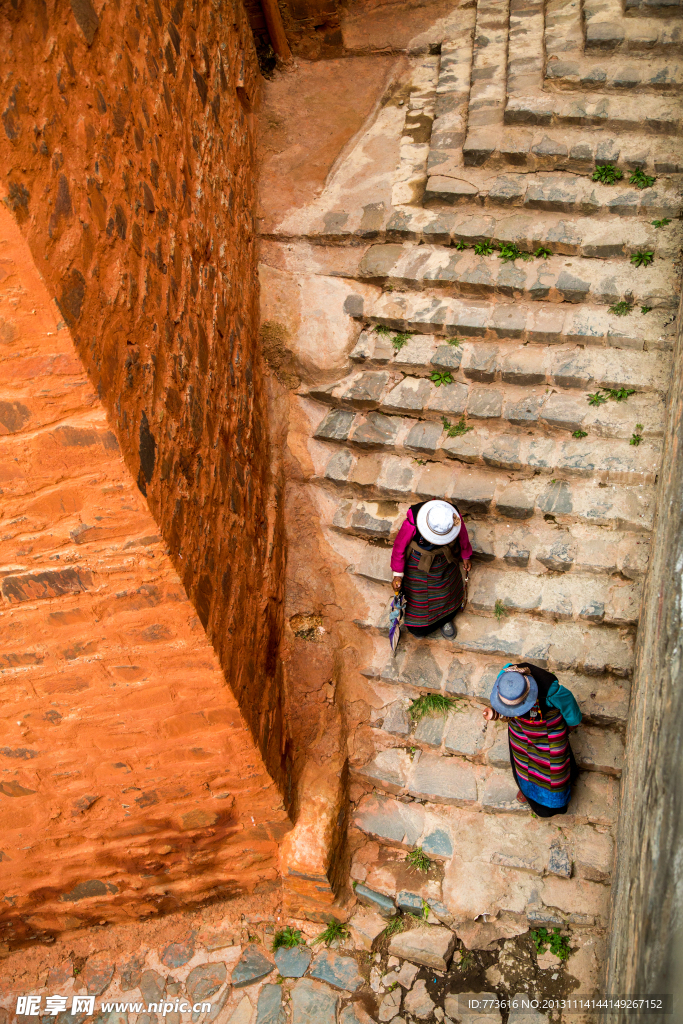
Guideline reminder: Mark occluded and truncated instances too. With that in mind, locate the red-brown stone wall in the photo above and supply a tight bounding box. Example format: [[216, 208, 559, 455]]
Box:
[[0, 205, 290, 946], [0, 0, 288, 788]]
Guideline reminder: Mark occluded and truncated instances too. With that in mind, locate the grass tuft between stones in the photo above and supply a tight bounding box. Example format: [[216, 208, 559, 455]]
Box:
[[405, 846, 432, 873], [532, 926, 572, 961], [312, 920, 350, 946], [272, 926, 305, 951], [383, 915, 404, 937], [409, 693, 462, 721]]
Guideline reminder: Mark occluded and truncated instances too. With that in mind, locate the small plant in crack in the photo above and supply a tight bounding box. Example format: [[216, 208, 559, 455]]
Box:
[[454, 240, 470, 251], [393, 332, 413, 351], [312, 920, 349, 946], [421, 899, 430, 920], [430, 370, 454, 386], [609, 301, 633, 316], [473, 238, 495, 256], [446, 336, 462, 347], [532, 927, 572, 961], [441, 415, 473, 438], [384, 916, 404, 937], [641, 306, 653, 314], [587, 391, 608, 406], [494, 599, 508, 621], [630, 168, 656, 190], [572, 429, 588, 439], [605, 387, 636, 402], [273, 927, 305, 951], [405, 847, 432, 873], [498, 242, 522, 263], [534, 246, 552, 259], [592, 163, 623, 185], [457, 949, 475, 972], [630, 250, 654, 268], [409, 693, 462, 721], [652, 218, 670, 228], [374, 324, 392, 335], [630, 423, 644, 446]]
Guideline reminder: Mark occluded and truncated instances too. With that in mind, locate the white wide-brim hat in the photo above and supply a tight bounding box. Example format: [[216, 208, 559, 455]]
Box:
[[416, 499, 461, 546]]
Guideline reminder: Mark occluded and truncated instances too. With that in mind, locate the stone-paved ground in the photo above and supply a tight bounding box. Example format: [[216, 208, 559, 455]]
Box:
[[0, 891, 601, 1024]]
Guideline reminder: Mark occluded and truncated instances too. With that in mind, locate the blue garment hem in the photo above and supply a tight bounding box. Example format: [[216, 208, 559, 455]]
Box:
[[517, 777, 571, 808]]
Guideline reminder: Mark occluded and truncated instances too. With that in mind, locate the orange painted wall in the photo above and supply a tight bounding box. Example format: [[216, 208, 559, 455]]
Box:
[[0, 0, 288, 790], [0, 205, 290, 946]]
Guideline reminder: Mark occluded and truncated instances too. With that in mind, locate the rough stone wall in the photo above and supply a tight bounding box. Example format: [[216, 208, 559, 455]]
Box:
[[0, 0, 288, 787], [0, 205, 290, 947], [606, 292, 683, 1015]]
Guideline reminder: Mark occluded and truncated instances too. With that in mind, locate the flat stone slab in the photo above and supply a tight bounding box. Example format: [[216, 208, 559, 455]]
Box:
[[349, 908, 387, 951], [291, 978, 339, 1024], [354, 882, 397, 918], [274, 945, 312, 978], [257, 984, 285, 1024], [508, 993, 549, 1023], [405, 979, 435, 1019], [309, 949, 363, 991], [388, 925, 456, 970], [445, 992, 503, 1023], [231, 945, 275, 988], [186, 962, 228, 1002], [160, 940, 195, 968]]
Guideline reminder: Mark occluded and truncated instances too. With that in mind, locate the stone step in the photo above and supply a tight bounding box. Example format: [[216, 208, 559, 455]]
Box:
[[329, 495, 651, 581], [351, 794, 616, 928], [546, 0, 683, 89], [584, 0, 683, 52], [505, 0, 683, 131], [340, 524, 642, 624], [350, 569, 635, 675], [363, 704, 624, 776], [418, 30, 476, 193], [358, 628, 631, 723], [312, 368, 667, 442], [423, 168, 683, 219], [361, 290, 677, 352], [314, 405, 662, 484], [393, 54, 441, 208], [348, 331, 671, 395], [462, 126, 683, 174], [356, 242, 678, 309], [316, 442, 657, 530], [624, 0, 683, 14]]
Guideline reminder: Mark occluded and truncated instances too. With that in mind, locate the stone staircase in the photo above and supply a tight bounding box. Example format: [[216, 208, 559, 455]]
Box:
[[266, 0, 683, 964]]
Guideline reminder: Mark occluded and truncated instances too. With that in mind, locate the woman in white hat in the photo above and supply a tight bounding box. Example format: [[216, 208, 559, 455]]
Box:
[[391, 499, 472, 638]]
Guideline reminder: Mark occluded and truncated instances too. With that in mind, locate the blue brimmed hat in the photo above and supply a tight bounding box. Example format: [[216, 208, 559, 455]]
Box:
[[490, 668, 538, 717]]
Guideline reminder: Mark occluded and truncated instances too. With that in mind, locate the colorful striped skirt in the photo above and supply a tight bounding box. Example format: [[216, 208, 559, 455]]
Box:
[[403, 547, 464, 637], [507, 708, 578, 817]]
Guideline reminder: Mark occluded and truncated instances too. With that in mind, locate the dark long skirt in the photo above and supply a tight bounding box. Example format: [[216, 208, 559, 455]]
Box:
[[403, 547, 464, 637], [509, 744, 580, 818]]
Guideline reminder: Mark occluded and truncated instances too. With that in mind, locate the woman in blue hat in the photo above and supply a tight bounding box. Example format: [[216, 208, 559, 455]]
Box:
[[482, 662, 582, 818]]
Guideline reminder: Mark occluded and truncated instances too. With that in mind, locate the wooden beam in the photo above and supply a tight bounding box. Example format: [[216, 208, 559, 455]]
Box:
[[260, 0, 292, 60]]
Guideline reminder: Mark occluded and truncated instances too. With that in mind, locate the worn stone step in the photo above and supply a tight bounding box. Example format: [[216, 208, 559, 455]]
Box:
[[624, 0, 683, 14], [393, 54, 441, 208], [416, 30, 476, 196], [351, 796, 616, 931], [314, 404, 662, 484], [357, 242, 677, 309], [545, 54, 683, 92], [584, 0, 683, 52], [423, 167, 683, 219], [546, 0, 683, 86], [361, 290, 677, 352], [505, 0, 683, 130], [460, 126, 683, 173], [358, 629, 631, 723], [310, 366, 667, 442], [329, 495, 650, 581], [342, 524, 642, 623], [350, 570, 635, 675], [348, 332, 671, 394], [316, 441, 657, 530]]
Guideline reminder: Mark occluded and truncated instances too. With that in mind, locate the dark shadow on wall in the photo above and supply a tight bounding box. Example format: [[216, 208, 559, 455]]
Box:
[[607, 288, 683, 1016]]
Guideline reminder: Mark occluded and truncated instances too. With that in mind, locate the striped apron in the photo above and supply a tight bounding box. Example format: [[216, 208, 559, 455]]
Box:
[[508, 705, 573, 812], [403, 537, 464, 637]]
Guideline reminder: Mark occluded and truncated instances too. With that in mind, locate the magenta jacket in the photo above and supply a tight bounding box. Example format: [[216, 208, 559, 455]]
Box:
[[391, 507, 472, 575]]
